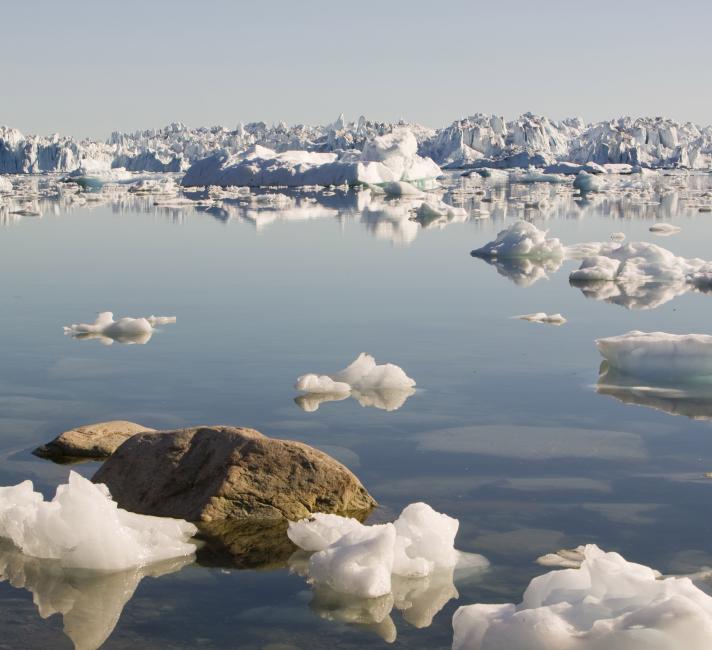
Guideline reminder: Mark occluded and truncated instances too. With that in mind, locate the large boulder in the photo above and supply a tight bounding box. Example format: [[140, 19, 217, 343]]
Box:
[[92, 426, 376, 522], [33, 420, 155, 461]]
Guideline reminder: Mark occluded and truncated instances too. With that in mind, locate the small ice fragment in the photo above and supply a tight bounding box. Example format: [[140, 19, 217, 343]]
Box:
[[63, 311, 176, 345], [471, 221, 565, 260], [610, 232, 626, 242], [649, 222, 682, 236], [572, 170, 606, 193], [514, 313, 566, 326], [294, 374, 351, 394]]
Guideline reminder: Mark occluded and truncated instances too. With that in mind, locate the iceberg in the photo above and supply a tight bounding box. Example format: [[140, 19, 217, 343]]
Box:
[[471, 221, 565, 260], [63, 311, 176, 345], [181, 130, 441, 189], [572, 170, 606, 193], [452, 544, 712, 650], [295, 353, 416, 412], [596, 331, 712, 381], [288, 503, 484, 600], [0, 471, 196, 571]]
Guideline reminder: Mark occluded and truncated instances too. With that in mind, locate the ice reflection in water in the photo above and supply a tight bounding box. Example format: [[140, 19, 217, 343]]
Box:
[[0, 540, 192, 650]]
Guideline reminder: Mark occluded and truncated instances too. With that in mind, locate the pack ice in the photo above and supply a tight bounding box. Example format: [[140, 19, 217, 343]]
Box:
[[288, 503, 487, 599], [63, 311, 176, 345], [295, 352, 416, 412], [452, 544, 712, 650], [181, 129, 441, 188], [0, 471, 196, 571], [596, 331, 712, 381]]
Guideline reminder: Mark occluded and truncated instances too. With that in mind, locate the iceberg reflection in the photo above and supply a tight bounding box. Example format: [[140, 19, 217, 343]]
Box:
[[597, 363, 712, 420], [0, 540, 192, 650]]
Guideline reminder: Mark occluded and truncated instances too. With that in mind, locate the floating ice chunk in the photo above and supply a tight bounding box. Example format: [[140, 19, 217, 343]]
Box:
[[379, 181, 425, 197], [333, 352, 377, 385], [649, 222, 682, 236], [572, 170, 606, 193], [514, 312, 566, 325], [288, 513, 365, 552], [452, 544, 712, 650], [415, 199, 467, 223], [597, 331, 712, 381], [536, 546, 587, 568], [0, 471, 196, 571], [508, 170, 567, 184], [294, 374, 351, 394], [296, 353, 416, 411], [0, 176, 12, 193], [569, 255, 622, 282], [471, 221, 565, 260], [392, 503, 459, 578], [63, 311, 176, 345], [308, 524, 397, 599], [128, 177, 179, 195], [610, 232, 626, 242], [289, 503, 483, 601], [0, 541, 191, 650]]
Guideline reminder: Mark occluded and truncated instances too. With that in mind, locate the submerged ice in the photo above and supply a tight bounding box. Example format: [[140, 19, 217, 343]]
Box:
[[0, 471, 196, 571], [452, 544, 712, 650]]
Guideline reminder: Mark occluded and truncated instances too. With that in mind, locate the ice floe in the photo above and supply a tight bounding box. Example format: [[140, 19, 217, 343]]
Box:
[[63, 311, 176, 345], [289, 503, 487, 601], [452, 544, 712, 650], [596, 331, 712, 381], [573, 170, 606, 193], [0, 471, 196, 571], [514, 312, 566, 325], [295, 353, 416, 412], [649, 222, 682, 235]]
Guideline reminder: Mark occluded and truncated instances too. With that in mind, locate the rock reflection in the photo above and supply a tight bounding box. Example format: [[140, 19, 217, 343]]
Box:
[[0, 540, 192, 650], [597, 363, 712, 420]]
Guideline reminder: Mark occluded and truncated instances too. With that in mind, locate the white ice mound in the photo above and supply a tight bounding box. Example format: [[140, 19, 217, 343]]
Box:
[[515, 312, 566, 325], [471, 221, 565, 260], [288, 503, 479, 599], [181, 129, 441, 188], [295, 353, 416, 411], [573, 170, 606, 193], [452, 544, 712, 650], [63, 311, 176, 345], [0, 471, 197, 571], [596, 331, 712, 381]]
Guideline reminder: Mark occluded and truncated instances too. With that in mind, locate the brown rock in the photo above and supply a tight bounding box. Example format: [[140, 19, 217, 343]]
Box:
[[92, 426, 376, 522], [33, 420, 155, 461]]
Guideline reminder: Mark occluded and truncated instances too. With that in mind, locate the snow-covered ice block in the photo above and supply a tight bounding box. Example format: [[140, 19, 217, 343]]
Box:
[[452, 544, 712, 650], [288, 513, 365, 552], [471, 221, 565, 260], [0, 471, 196, 571], [597, 331, 712, 381], [63, 311, 176, 345]]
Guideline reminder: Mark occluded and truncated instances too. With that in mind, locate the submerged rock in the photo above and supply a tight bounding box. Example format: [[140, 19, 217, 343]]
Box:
[[92, 426, 376, 522], [33, 420, 155, 461]]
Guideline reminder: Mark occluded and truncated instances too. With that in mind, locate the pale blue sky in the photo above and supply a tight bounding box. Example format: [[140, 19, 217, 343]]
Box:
[[2, 0, 710, 139]]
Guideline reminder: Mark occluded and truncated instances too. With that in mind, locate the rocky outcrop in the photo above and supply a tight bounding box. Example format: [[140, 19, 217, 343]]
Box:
[[92, 426, 376, 523], [33, 421, 155, 461]]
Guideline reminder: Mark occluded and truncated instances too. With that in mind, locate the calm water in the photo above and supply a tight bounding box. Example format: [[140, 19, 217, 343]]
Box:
[[2, 172, 712, 648]]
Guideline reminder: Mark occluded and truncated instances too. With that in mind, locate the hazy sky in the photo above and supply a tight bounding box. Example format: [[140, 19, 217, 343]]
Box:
[[2, 0, 710, 140]]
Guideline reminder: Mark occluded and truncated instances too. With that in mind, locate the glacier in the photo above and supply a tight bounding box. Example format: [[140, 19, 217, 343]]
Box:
[[2, 113, 712, 183]]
